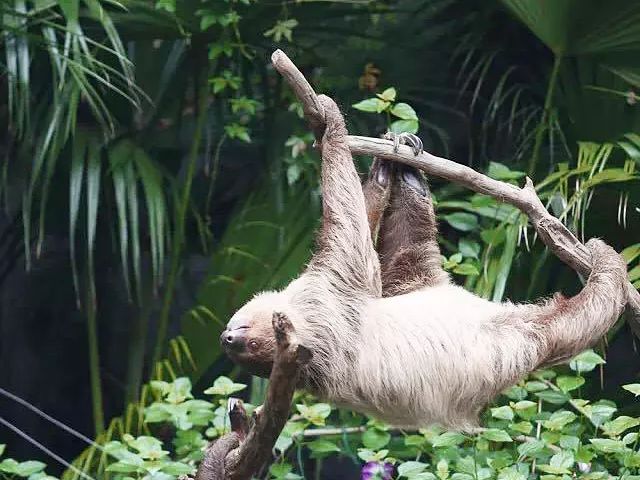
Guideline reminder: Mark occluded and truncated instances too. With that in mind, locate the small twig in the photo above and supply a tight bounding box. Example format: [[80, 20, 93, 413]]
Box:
[[270, 48, 640, 336]]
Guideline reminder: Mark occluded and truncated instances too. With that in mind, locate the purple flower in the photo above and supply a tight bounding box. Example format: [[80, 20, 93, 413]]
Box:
[[361, 461, 394, 480]]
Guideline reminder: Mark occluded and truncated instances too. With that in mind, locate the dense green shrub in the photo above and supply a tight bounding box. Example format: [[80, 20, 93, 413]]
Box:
[[5, 349, 640, 480]]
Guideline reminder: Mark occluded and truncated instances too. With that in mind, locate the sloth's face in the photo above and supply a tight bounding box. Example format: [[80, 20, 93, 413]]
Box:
[[219, 293, 280, 377]]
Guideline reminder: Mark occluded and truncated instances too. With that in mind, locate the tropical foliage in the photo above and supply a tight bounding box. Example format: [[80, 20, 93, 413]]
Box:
[[0, 0, 639, 478]]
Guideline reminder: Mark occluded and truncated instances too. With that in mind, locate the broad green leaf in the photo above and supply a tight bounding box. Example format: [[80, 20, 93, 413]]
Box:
[[510, 421, 533, 434], [390, 119, 419, 134], [398, 461, 428, 477], [487, 162, 525, 181], [589, 438, 627, 453], [498, 467, 526, 480], [543, 410, 576, 430], [535, 390, 568, 405], [431, 431, 468, 447], [491, 406, 515, 421], [204, 376, 246, 396], [444, 212, 478, 232], [453, 263, 480, 276], [362, 429, 391, 450], [296, 403, 332, 426], [459, 238, 481, 259], [377, 87, 397, 102], [559, 435, 580, 450], [517, 439, 545, 458], [306, 439, 341, 455], [556, 375, 585, 393], [623, 384, 640, 396], [270, 462, 294, 479], [390, 102, 418, 120], [569, 350, 605, 372], [481, 429, 512, 442], [353, 98, 389, 113], [602, 416, 640, 437]]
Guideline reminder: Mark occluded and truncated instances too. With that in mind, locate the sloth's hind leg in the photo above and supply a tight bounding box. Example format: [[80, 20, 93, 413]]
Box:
[[379, 158, 449, 296]]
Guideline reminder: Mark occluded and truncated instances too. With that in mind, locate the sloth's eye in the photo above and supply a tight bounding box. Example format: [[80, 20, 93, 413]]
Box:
[[248, 340, 258, 350]]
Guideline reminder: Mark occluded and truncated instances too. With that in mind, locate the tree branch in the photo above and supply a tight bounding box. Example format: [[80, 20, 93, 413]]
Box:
[[193, 312, 311, 480], [271, 48, 640, 335]]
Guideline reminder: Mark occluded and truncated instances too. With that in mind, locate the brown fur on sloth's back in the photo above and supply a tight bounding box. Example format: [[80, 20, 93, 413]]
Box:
[[225, 95, 628, 429]]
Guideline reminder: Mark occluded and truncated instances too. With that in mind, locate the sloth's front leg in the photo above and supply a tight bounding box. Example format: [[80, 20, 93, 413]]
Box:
[[382, 131, 424, 156]]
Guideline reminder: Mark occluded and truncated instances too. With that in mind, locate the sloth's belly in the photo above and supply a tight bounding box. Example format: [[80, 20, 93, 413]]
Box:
[[343, 285, 519, 429]]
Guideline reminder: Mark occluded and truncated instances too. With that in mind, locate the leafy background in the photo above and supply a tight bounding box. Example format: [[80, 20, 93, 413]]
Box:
[[0, 0, 639, 478]]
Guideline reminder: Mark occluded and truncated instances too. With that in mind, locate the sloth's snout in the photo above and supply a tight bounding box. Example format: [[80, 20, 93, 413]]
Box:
[[220, 327, 247, 352]]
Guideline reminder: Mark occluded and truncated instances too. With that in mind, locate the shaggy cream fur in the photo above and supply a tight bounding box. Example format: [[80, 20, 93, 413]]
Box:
[[226, 95, 627, 429]]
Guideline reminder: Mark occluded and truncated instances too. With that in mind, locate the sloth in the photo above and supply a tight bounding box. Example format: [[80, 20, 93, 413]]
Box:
[[220, 95, 627, 429]]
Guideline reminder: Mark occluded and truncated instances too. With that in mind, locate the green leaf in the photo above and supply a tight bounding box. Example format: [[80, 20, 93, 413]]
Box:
[[589, 438, 627, 453], [431, 431, 468, 447], [377, 87, 397, 102], [353, 98, 389, 113], [622, 243, 640, 264], [263, 18, 299, 42], [453, 263, 480, 276], [0, 445, 4, 457], [543, 410, 577, 430], [458, 239, 481, 259], [513, 400, 537, 410], [487, 162, 526, 181], [398, 461, 428, 477], [307, 439, 341, 455], [498, 466, 526, 480], [510, 421, 533, 434], [296, 403, 331, 426], [481, 429, 512, 443], [204, 376, 246, 396], [517, 439, 545, 458], [443, 212, 478, 232], [270, 463, 293, 479], [535, 390, 568, 405], [69, 134, 86, 302], [602, 416, 640, 437], [623, 384, 640, 396], [161, 462, 194, 475], [15, 461, 46, 476], [491, 406, 515, 421], [525, 380, 548, 392], [390, 119, 419, 134], [362, 429, 391, 450], [390, 102, 418, 120], [480, 227, 506, 246], [569, 350, 605, 372], [556, 376, 585, 393]]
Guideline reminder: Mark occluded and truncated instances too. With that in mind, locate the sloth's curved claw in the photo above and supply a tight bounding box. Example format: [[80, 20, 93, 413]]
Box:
[[402, 133, 423, 156], [382, 132, 423, 156]]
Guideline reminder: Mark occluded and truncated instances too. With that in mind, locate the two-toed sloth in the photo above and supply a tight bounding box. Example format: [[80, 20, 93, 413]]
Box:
[[220, 95, 627, 430]]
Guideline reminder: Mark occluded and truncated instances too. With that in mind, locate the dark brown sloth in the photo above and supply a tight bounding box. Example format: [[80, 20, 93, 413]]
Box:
[[220, 95, 626, 429]]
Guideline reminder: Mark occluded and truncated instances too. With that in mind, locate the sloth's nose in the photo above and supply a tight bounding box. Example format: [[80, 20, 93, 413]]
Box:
[[220, 329, 246, 352]]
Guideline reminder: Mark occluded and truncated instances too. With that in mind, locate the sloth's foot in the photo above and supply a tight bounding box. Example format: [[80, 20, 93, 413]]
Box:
[[370, 157, 393, 187], [399, 164, 428, 197], [382, 132, 424, 156]]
